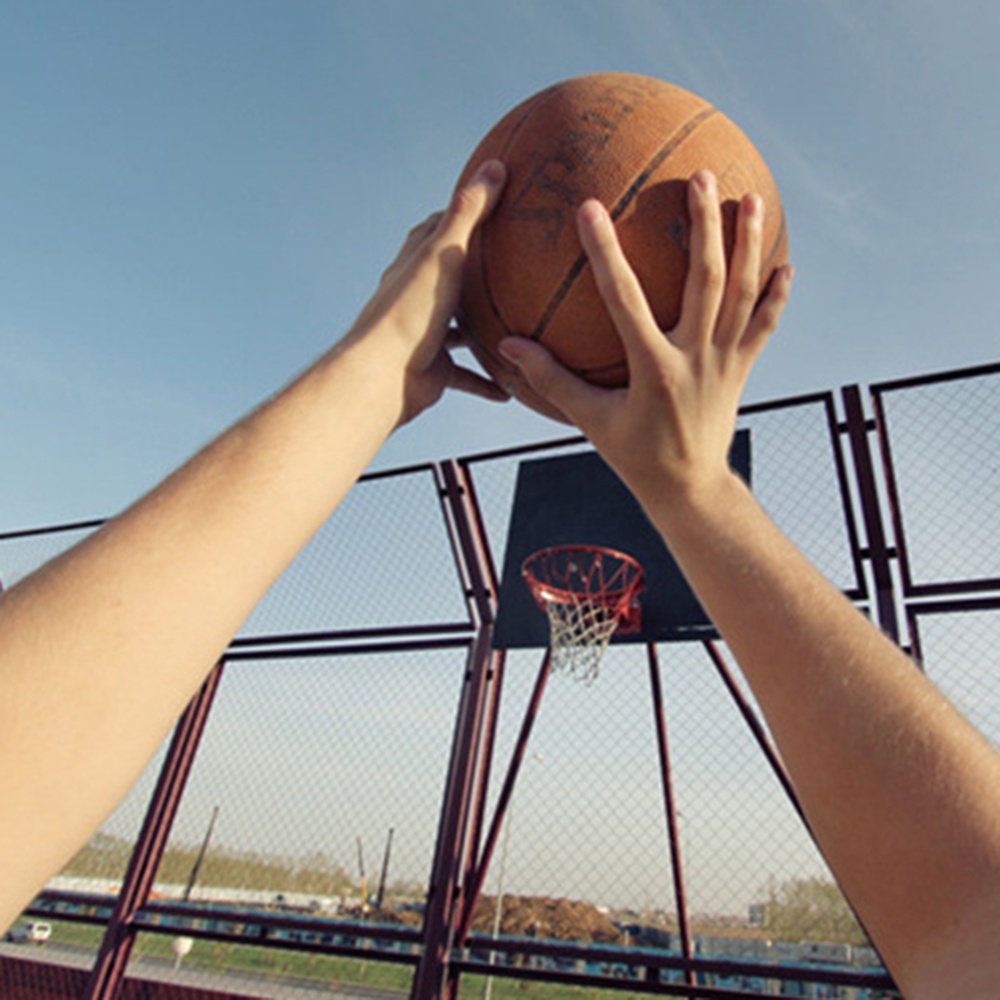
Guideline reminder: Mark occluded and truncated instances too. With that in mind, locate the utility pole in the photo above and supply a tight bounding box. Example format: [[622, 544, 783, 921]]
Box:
[[183, 805, 220, 901]]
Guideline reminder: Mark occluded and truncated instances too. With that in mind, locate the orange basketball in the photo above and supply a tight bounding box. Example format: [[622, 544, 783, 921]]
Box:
[[456, 72, 789, 420]]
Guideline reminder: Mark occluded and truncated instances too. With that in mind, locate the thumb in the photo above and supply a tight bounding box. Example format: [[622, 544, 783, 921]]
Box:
[[499, 337, 606, 425]]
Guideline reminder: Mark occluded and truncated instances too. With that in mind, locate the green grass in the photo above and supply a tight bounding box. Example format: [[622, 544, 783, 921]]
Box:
[[145, 936, 676, 999], [37, 920, 677, 999], [136, 935, 415, 994], [32, 918, 106, 952]]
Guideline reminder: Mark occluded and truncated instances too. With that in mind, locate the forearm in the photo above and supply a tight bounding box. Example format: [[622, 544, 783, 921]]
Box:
[[646, 471, 1000, 996], [0, 334, 405, 925], [0, 159, 506, 930]]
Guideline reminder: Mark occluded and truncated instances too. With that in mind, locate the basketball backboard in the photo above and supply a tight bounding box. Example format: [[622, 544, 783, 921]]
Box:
[[493, 431, 750, 648]]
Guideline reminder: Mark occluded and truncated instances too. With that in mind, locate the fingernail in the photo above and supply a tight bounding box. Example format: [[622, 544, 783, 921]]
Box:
[[578, 199, 607, 226], [475, 159, 506, 187], [743, 193, 762, 219], [498, 337, 524, 365], [692, 169, 715, 194]]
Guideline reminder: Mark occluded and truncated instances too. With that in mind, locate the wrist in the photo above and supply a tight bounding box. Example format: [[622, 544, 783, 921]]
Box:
[[635, 465, 749, 544], [317, 329, 409, 430]]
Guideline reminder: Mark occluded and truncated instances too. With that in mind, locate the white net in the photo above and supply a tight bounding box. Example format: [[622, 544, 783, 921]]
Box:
[[524, 546, 643, 684], [544, 594, 621, 684]]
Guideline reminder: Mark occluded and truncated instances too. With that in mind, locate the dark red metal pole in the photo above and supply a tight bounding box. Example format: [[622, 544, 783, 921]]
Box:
[[646, 644, 695, 987], [436, 460, 498, 629], [453, 649, 551, 945], [703, 639, 890, 969], [411, 625, 494, 1000], [702, 641, 806, 826], [841, 385, 901, 642], [418, 459, 506, 1000], [458, 650, 507, 920], [445, 649, 506, 1000], [85, 660, 225, 1000]]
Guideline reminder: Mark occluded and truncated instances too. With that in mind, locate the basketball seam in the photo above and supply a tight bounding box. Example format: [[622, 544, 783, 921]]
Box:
[[479, 86, 565, 342], [580, 358, 628, 379], [529, 105, 719, 343]]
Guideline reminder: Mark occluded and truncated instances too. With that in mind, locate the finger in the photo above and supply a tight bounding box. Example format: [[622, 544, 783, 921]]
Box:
[[677, 170, 726, 345], [436, 159, 507, 248], [576, 199, 661, 358], [715, 193, 764, 348], [499, 336, 610, 428], [448, 363, 511, 403], [380, 212, 445, 285], [410, 211, 444, 241], [383, 164, 506, 336], [739, 263, 795, 363]]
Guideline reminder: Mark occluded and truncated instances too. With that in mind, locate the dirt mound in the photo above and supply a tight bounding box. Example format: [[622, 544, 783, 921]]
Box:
[[470, 895, 624, 944]]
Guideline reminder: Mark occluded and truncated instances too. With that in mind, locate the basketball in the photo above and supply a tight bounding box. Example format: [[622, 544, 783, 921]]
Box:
[[456, 72, 789, 420]]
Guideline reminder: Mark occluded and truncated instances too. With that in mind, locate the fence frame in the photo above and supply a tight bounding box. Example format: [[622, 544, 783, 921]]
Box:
[[9, 363, 1000, 998]]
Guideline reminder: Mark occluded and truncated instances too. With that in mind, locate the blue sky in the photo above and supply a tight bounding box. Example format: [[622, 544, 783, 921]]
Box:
[[2, 0, 1000, 531], [7, 1, 999, 919]]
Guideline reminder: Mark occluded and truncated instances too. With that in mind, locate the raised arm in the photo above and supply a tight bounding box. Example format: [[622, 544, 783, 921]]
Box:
[[499, 171, 1000, 1000], [0, 161, 507, 931]]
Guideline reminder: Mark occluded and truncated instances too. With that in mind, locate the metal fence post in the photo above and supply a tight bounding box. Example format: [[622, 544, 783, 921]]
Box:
[[412, 626, 494, 1000], [646, 644, 695, 987], [841, 384, 901, 642], [412, 460, 502, 999], [84, 661, 224, 1000]]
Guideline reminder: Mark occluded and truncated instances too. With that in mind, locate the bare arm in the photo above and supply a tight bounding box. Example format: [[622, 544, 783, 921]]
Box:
[[500, 172, 1000, 999], [0, 161, 507, 931]]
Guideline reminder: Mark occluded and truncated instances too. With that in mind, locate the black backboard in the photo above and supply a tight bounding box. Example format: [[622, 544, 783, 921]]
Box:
[[493, 431, 751, 648]]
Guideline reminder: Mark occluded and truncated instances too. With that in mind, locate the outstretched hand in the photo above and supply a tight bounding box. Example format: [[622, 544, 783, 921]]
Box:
[[343, 159, 510, 426], [498, 169, 793, 512]]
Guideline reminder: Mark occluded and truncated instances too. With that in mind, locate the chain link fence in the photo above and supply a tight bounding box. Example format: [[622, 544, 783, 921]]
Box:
[[873, 366, 1000, 594], [238, 467, 471, 639], [3, 362, 999, 999], [455, 394, 885, 998]]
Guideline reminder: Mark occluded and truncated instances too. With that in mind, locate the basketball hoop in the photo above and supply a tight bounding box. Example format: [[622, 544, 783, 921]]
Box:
[[522, 545, 644, 683]]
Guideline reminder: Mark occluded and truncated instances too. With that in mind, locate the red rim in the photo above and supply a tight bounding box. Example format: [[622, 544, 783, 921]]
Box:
[[521, 544, 645, 612]]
